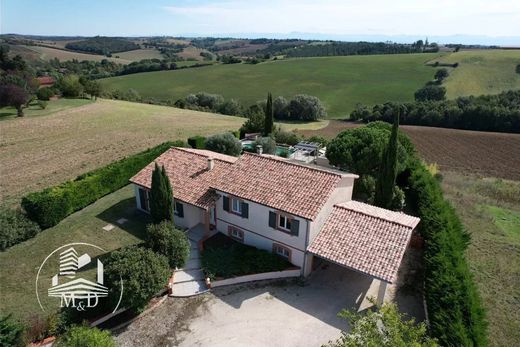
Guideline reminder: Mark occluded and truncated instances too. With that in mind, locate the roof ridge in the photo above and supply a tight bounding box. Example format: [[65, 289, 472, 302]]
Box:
[[243, 152, 343, 177], [334, 201, 419, 228], [172, 147, 236, 163]]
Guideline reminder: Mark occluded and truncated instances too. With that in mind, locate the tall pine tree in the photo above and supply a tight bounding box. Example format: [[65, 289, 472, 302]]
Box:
[[150, 163, 174, 223], [374, 111, 399, 209], [264, 92, 274, 136]]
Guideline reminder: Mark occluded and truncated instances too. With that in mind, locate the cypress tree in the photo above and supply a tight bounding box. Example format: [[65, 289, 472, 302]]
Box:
[[264, 92, 274, 136], [150, 163, 174, 223], [374, 111, 399, 209]]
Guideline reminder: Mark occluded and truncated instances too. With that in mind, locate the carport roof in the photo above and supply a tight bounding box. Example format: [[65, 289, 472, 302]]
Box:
[[307, 201, 420, 283]]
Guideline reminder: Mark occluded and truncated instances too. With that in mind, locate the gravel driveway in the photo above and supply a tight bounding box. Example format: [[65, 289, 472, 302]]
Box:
[[115, 250, 423, 347]]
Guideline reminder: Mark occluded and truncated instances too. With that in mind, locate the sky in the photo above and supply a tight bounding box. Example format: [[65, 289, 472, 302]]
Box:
[[1, 0, 519, 44]]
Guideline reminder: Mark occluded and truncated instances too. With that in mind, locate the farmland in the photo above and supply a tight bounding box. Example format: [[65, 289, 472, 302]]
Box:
[[430, 49, 520, 98], [0, 99, 244, 205], [298, 120, 520, 180], [100, 53, 442, 118], [114, 48, 163, 61], [9, 45, 132, 64]]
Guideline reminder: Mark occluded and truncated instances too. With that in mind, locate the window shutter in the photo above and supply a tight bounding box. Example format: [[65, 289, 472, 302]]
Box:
[[177, 202, 184, 218], [269, 211, 276, 228], [241, 202, 249, 218], [290, 219, 300, 236], [223, 196, 229, 211]]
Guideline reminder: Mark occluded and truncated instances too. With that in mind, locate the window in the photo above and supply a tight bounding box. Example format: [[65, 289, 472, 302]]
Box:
[[228, 226, 244, 242], [278, 214, 292, 231], [273, 244, 291, 260], [174, 201, 184, 217], [231, 198, 242, 214], [138, 188, 150, 211]]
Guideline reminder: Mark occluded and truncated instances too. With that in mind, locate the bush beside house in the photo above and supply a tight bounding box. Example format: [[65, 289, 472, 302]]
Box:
[[205, 133, 242, 156], [55, 326, 115, 347], [146, 221, 190, 268], [22, 141, 185, 228]]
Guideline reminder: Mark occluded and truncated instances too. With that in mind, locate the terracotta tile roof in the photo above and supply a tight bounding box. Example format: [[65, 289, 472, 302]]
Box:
[[212, 152, 344, 220], [307, 201, 420, 283], [36, 76, 55, 85], [129, 147, 235, 209]]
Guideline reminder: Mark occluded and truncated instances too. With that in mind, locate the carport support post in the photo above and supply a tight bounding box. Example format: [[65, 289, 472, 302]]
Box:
[[376, 280, 388, 306]]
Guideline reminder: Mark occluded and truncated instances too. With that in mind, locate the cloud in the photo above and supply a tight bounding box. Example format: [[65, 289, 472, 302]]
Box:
[[163, 0, 520, 36]]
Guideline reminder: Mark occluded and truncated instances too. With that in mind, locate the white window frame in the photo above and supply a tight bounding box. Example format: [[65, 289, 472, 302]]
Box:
[[229, 226, 244, 241], [273, 244, 290, 259], [278, 214, 292, 232], [231, 198, 242, 214]]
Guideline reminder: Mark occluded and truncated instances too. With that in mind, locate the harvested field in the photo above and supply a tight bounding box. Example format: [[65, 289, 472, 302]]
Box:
[[0, 99, 243, 205], [298, 120, 520, 180]]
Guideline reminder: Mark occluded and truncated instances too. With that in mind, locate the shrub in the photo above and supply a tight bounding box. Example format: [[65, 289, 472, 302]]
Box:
[[36, 87, 54, 101], [274, 130, 300, 145], [205, 132, 242, 156], [407, 159, 487, 346], [239, 110, 265, 135], [37, 100, 47, 109], [55, 326, 115, 347], [288, 94, 327, 120], [0, 314, 25, 347], [22, 141, 185, 229], [146, 221, 190, 268], [217, 98, 243, 116], [434, 68, 449, 82], [201, 233, 292, 280], [104, 246, 170, 313], [273, 96, 289, 119], [414, 85, 446, 101], [0, 207, 41, 250], [57, 75, 83, 98], [305, 135, 329, 147], [253, 137, 277, 154], [187, 135, 206, 149]]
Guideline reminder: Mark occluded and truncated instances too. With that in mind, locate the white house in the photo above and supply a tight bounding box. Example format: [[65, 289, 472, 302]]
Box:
[[130, 147, 419, 288]]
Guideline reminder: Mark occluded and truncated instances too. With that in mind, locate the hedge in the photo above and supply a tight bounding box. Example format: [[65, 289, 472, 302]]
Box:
[[187, 135, 206, 149], [22, 141, 185, 229], [0, 207, 41, 250], [407, 159, 487, 346]]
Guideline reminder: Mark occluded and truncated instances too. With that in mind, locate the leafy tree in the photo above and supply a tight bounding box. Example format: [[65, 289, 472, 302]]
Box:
[[434, 68, 449, 82], [274, 130, 301, 145], [374, 112, 399, 209], [146, 221, 190, 268], [273, 96, 290, 119], [205, 132, 243, 156], [264, 92, 274, 135], [253, 137, 277, 154], [55, 326, 115, 347], [326, 303, 438, 347], [414, 85, 446, 101], [0, 84, 30, 116], [36, 87, 54, 101], [240, 106, 265, 135], [217, 98, 243, 116], [84, 80, 102, 100], [57, 75, 83, 97], [150, 163, 174, 224], [0, 314, 25, 347], [104, 246, 170, 313], [288, 94, 327, 120]]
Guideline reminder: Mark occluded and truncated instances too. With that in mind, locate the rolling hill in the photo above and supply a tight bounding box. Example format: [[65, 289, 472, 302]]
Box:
[[100, 53, 443, 118]]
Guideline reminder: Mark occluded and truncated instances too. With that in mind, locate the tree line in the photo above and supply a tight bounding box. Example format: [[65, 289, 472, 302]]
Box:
[[65, 36, 139, 56], [351, 90, 520, 133]]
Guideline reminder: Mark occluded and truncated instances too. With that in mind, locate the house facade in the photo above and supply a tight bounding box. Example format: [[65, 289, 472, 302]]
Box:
[[130, 147, 419, 284]]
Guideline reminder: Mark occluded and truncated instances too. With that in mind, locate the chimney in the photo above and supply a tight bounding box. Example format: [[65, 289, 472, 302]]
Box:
[[207, 158, 214, 170], [256, 145, 263, 155]]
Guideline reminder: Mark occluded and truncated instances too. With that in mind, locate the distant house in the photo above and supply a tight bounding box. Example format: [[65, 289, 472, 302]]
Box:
[[130, 147, 419, 294], [36, 76, 55, 88]]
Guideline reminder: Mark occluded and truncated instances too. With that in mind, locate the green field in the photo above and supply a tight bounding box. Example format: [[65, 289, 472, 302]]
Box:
[[430, 49, 520, 98], [115, 48, 164, 61], [0, 98, 93, 120], [14, 45, 132, 64], [100, 53, 442, 118], [0, 185, 147, 323]]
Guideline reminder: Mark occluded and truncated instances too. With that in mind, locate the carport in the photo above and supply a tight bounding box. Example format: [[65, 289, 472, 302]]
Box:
[[307, 200, 420, 305]]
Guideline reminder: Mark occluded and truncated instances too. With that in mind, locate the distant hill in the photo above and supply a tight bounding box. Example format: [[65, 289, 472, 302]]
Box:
[[65, 36, 139, 55]]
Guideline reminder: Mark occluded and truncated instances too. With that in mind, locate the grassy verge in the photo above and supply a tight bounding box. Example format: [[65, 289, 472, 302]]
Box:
[[0, 98, 93, 120], [201, 233, 293, 280], [441, 172, 520, 347], [0, 185, 149, 323]]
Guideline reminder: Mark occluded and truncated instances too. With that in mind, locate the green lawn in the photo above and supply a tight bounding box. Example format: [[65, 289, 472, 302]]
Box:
[[0, 185, 149, 323], [100, 53, 442, 118], [0, 98, 93, 120], [442, 172, 520, 347], [430, 49, 520, 98]]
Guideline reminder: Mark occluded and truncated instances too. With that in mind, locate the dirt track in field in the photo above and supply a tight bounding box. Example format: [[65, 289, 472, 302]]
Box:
[[299, 120, 520, 181]]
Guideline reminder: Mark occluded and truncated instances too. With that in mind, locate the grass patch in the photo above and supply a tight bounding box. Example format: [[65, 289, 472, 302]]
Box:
[[441, 172, 520, 347], [0, 185, 149, 323], [430, 49, 520, 98], [277, 119, 329, 131], [100, 53, 442, 118], [201, 233, 293, 280], [0, 98, 93, 120]]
